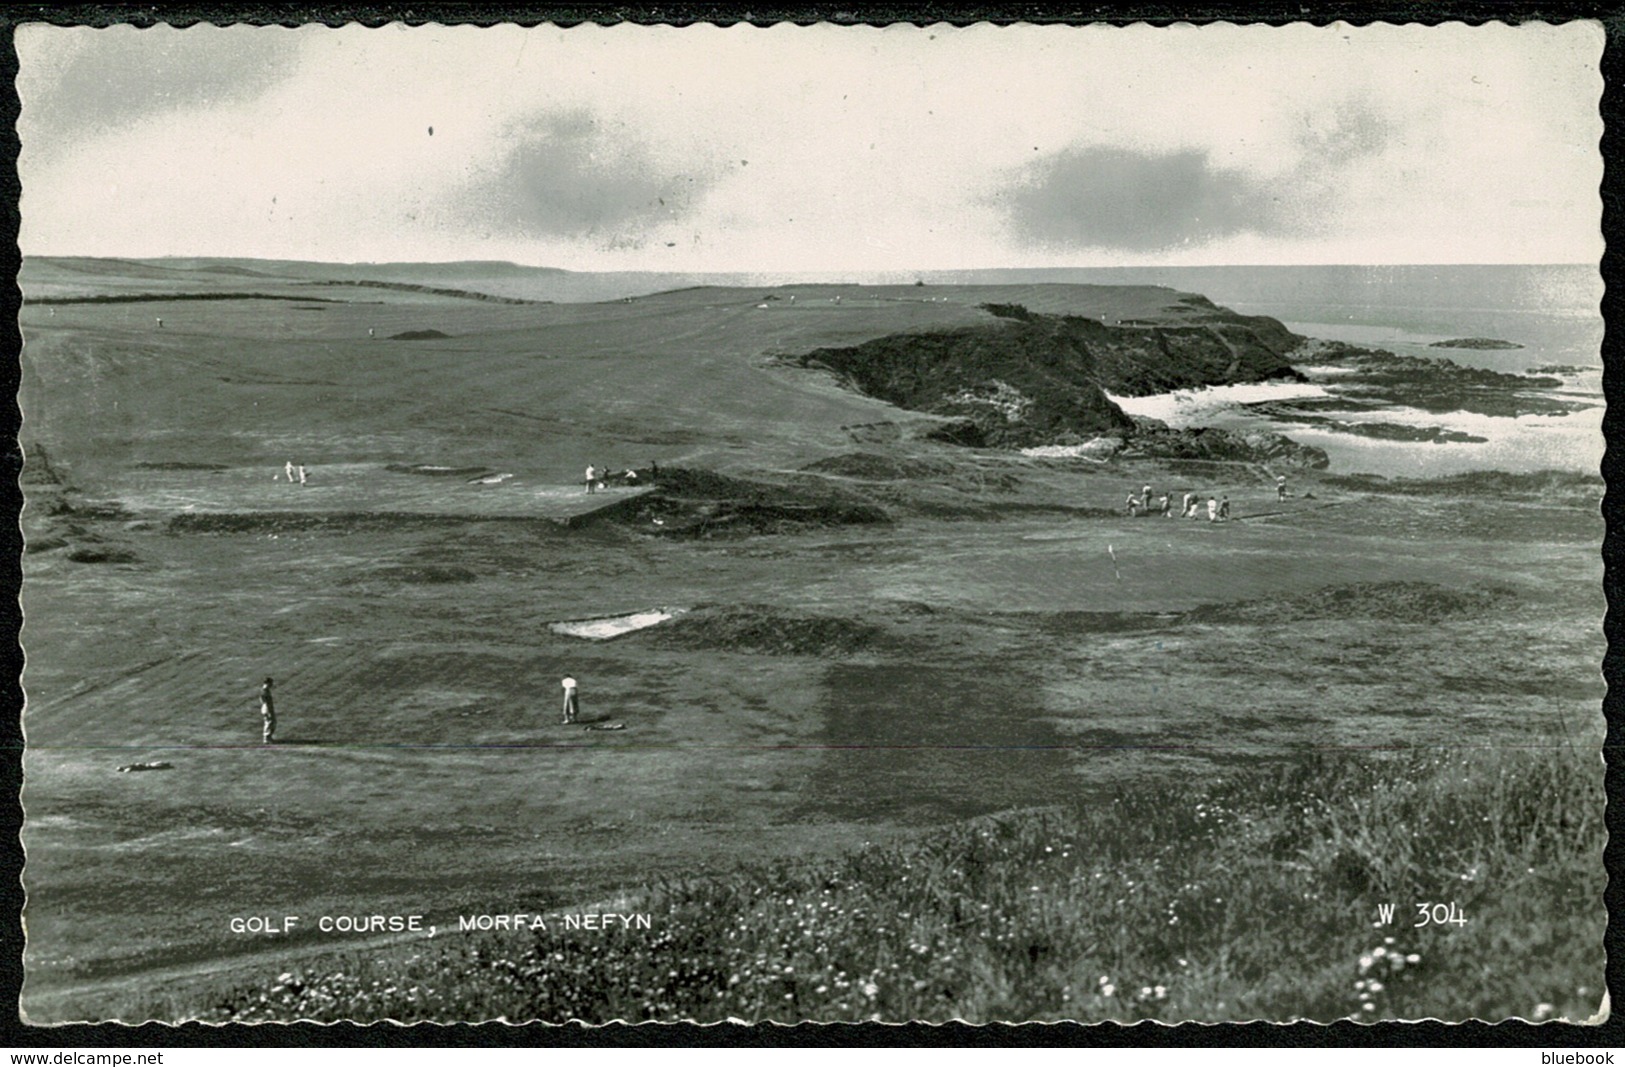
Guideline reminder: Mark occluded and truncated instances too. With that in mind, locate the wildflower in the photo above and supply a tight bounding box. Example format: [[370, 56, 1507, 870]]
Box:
[[1405, 954, 1420, 964], [863, 981, 878, 998]]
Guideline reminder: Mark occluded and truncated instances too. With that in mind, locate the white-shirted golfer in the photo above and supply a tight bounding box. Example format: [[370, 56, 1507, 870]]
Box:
[[561, 676, 580, 724], [260, 677, 276, 744]]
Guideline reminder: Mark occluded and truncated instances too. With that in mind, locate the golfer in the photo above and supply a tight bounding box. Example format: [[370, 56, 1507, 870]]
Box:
[[561, 676, 580, 724], [259, 677, 276, 744], [1277, 474, 1288, 502], [584, 465, 597, 494]]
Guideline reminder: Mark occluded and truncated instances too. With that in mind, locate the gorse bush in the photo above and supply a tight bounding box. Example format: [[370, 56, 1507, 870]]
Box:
[[174, 744, 1602, 1025]]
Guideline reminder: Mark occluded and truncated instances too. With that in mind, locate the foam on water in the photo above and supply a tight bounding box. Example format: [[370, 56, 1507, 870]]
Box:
[[1105, 381, 1335, 428]]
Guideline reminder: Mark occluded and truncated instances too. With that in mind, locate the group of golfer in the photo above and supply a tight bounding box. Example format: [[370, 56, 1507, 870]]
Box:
[[1125, 474, 1291, 522], [585, 462, 657, 494], [1126, 484, 1231, 521]]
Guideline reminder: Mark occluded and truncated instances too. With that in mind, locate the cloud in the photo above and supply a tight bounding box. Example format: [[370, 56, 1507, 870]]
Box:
[[466, 110, 719, 249], [18, 24, 300, 150], [1000, 146, 1290, 253], [1293, 104, 1393, 169], [14, 22, 1602, 267]]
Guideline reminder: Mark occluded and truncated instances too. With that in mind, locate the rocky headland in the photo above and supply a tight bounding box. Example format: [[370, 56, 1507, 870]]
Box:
[[794, 299, 1310, 462]]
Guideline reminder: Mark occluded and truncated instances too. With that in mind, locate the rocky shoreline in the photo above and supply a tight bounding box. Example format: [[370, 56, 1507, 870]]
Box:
[[1427, 337, 1523, 350], [786, 295, 1591, 472]]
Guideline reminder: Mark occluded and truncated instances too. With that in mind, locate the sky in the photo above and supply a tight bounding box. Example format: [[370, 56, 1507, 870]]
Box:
[[16, 20, 1606, 271]]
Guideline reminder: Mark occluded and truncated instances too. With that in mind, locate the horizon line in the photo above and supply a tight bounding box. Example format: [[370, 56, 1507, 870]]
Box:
[[19, 254, 1600, 273]]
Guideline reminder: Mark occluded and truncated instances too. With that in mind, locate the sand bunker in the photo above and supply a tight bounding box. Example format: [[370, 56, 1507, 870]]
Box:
[[550, 609, 685, 640], [386, 463, 493, 478]]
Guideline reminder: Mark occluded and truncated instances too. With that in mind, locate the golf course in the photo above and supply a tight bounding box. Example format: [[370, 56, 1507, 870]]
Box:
[[16, 257, 1605, 1024]]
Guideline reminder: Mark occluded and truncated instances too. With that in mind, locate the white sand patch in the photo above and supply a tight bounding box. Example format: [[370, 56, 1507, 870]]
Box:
[[1105, 381, 1334, 427], [550, 608, 686, 640]]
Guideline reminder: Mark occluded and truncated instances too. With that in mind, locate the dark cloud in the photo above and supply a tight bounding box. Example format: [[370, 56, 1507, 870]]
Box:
[[1001, 146, 1288, 253], [473, 111, 713, 248], [21, 26, 300, 142]]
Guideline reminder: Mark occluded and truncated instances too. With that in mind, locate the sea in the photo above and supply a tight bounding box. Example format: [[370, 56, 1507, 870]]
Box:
[[1055, 263, 1605, 479], [364, 261, 1607, 479]]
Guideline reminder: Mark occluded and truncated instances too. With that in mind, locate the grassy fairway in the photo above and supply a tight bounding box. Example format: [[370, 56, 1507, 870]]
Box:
[[16, 265, 1605, 1023]]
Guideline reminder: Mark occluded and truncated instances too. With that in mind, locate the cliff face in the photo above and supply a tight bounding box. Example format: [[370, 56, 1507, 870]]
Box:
[[798, 319, 1135, 447], [796, 302, 1305, 448]]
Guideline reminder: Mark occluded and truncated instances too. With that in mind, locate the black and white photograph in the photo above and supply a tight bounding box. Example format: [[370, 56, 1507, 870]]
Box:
[[12, 18, 1608, 1026]]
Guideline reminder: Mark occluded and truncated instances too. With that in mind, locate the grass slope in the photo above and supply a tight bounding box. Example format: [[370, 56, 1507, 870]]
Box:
[[167, 744, 1602, 1024]]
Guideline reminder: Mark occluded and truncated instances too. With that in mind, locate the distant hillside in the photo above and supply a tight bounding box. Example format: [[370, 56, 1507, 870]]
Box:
[[18, 256, 574, 302]]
